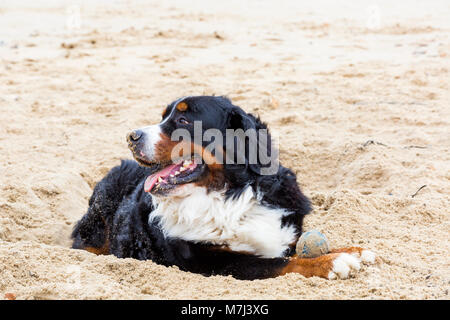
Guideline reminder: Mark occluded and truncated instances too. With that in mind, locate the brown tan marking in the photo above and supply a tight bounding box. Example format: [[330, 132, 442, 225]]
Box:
[[280, 246, 369, 278], [82, 217, 110, 255], [152, 133, 227, 191], [154, 133, 224, 167], [84, 242, 109, 255], [195, 166, 226, 191], [280, 253, 343, 278], [176, 101, 188, 112], [154, 132, 181, 163]]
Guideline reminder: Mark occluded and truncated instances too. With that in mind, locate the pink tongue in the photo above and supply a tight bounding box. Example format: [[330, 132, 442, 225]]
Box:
[[144, 163, 179, 192]]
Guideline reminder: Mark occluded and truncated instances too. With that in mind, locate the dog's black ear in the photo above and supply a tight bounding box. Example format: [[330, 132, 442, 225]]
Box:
[[227, 108, 277, 176], [228, 108, 256, 132]]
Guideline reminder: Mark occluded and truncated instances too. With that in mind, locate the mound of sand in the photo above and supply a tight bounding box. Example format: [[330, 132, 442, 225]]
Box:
[[0, 0, 449, 299]]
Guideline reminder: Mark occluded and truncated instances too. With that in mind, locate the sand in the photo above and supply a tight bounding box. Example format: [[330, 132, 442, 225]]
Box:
[[0, 0, 449, 300]]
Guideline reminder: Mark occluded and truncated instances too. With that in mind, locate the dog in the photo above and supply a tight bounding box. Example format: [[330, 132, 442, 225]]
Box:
[[72, 96, 375, 280]]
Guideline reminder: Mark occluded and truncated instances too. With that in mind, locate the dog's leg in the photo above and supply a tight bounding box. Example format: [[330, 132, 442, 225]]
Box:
[[279, 249, 376, 279], [280, 253, 360, 279], [72, 160, 150, 255], [71, 186, 112, 254], [189, 245, 374, 280]]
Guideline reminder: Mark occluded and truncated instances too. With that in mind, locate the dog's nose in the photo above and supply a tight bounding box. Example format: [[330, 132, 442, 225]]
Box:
[[127, 130, 143, 143]]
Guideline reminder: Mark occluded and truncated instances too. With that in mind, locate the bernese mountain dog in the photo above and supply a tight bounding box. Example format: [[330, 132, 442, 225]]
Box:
[[72, 96, 375, 280]]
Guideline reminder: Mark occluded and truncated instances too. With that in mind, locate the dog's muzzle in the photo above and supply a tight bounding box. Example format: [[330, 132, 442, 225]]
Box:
[[127, 129, 144, 151], [126, 125, 163, 166]]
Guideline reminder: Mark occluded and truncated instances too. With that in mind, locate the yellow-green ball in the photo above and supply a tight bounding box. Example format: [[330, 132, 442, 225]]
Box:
[[296, 230, 329, 258]]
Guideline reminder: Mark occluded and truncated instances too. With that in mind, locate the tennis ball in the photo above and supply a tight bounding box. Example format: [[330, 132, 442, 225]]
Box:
[[296, 230, 329, 258]]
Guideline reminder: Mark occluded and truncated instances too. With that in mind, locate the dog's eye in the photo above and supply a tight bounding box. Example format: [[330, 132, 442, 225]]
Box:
[[177, 117, 190, 125]]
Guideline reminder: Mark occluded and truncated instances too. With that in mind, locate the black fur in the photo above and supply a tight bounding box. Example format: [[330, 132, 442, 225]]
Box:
[[72, 96, 311, 280]]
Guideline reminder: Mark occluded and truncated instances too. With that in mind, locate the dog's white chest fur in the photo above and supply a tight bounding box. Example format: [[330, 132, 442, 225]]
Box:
[[149, 186, 297, 258]]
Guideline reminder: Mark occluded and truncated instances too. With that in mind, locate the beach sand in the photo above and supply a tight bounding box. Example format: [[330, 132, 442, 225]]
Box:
[[0, 0, 449, 299]]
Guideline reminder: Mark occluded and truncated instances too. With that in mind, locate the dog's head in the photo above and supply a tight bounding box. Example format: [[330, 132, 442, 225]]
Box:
[[127, 96, 278, 197]]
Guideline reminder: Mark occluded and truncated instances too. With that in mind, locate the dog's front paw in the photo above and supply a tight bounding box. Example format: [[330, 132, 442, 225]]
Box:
[[360, 250, 376, 265], [327, 253, 361, 280], [326, 248, 377, 279], [330, 247, 377, 266]]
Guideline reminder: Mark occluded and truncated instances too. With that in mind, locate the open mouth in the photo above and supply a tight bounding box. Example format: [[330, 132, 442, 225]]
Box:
[[144, 158, 206, 194]]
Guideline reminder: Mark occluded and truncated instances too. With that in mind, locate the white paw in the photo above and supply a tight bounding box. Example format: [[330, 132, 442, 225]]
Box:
[[328, 253, 361, 280], [361, 250, 376, 264]]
